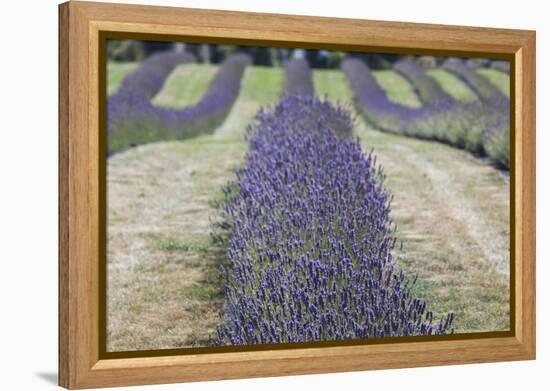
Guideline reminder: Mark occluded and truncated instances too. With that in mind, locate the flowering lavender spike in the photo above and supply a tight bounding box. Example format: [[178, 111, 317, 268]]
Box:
[[215, 94, 454, 345]]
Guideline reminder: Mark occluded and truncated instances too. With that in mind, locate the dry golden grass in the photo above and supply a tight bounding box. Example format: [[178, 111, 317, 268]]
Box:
[[106, 66, 282, 352], [107, 138, 247, 351], [354, 117, 510, 332]]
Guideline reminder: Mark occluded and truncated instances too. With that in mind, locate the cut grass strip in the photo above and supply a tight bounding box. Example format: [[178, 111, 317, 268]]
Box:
[[477, 68, 510, 97], [427, 69, 478, 102], [313, 69, 355, 103], [372, 70, 422, 108], [107, 61, 138, 95], [214, 65, 284, 140], [107, 138, 247, 351], [151, 64, 217, 108]]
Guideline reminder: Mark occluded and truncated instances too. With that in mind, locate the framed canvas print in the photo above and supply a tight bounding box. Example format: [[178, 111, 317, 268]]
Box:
[[58, 1, 536, 389]]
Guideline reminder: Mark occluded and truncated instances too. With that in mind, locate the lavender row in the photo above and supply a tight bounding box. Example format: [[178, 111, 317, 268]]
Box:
[[114, 51, 196, 100], [442, 58, 509, 108], [341, 58, 426, 133], [107, 52, 251, 154], [342, 58, 509, 168], [215, 95, 454, 345], [283, 58, 315, 96], [393, 58, 454, 108], [443, 58, 510, 169]]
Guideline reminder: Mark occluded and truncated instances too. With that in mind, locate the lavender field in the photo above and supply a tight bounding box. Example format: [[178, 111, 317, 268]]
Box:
[[106, 43, 510, 352]]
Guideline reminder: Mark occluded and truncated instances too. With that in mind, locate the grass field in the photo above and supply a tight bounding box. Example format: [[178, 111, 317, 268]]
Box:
[[372, 70, 422, 107], [151, 64, 217, 108], [107, 62, 510, 350], [215, 66, 284, 140], [313, 69, 355, 103], [477, 68, 510, 97], [427, 69, 478, 102], [107, 62, 138, 95]]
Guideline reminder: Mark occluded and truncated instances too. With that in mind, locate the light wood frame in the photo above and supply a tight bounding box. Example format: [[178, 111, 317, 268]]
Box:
[[59, 0, 536, 389]]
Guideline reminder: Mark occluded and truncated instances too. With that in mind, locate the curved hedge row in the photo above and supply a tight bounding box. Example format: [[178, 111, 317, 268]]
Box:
[[341, 58, 422, 129], [283, 58, 314, 96], [216, 95, 454, 345], [114, 51, 196, 100], [436, 59, 510, 168], [393, 58, 455, 108], [442, 58, 509, 107], [107, 52, 251, 154], [342, 58, 509, 168]]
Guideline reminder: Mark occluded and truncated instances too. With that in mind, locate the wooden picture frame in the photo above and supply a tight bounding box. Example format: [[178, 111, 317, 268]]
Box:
[[59, 0, 536, 389]]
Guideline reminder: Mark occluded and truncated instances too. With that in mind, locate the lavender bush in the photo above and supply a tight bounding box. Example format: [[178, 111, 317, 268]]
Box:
[[283, 58, 314, 96], [114, 50, 195, 100], [216, 95, 454, 345], [342, 58, 509, 168], [440, 58, 510, 167], [394, 58, 454, 108], [107, 52, 251, 154], [442, 58, 509, 106], [341, 58, 422, 132]]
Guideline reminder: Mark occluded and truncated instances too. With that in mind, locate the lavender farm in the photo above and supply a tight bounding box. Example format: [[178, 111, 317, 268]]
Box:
[[105, 41, 510, 352]]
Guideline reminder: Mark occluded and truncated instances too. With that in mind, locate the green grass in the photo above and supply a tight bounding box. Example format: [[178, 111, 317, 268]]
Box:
[[152, 64, 217, 108], [313, 69, 355, 103], [153, 238, 213, 253], [107, 61, 138, 95], [239, 66, 285, 102], [179, 283, 222, 301], [214, 66, 284, 139], [427, 69, 478, 102], [477, 68, 510, 97], [372, 70, 422, 108]]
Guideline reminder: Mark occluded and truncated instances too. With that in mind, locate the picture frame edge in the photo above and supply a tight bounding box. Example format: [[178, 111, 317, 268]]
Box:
[[58, 1, 536, 389]]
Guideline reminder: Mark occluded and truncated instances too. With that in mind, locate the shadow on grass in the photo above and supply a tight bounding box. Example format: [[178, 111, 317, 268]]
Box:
[[151, 227, 230, 348]]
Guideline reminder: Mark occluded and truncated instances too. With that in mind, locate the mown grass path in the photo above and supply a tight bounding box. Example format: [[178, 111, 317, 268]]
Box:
[[477, 68, 510, 97], [214, 66, 284, 139], [107, 62, 138, 95], [427, 69, 478, 102], [372, 70, 422, 107], [315, 69, 510, 332], [107, 65, 282, 351], [151, 64, 217, 108]]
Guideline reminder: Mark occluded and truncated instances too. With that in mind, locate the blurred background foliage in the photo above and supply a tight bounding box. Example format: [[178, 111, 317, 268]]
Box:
[[107, 40, 421, 70]]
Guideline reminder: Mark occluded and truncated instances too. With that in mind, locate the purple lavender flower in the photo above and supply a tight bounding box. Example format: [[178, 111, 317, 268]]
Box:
[[215, 95, 454, 345], [443, 58, 509, 109], [107, 52, 251, 154], [342, 57, 509, 168], [394, 57, 454, 108]]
